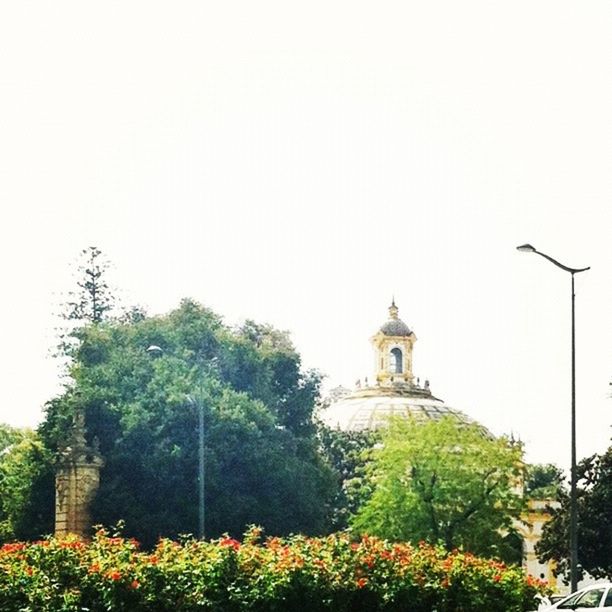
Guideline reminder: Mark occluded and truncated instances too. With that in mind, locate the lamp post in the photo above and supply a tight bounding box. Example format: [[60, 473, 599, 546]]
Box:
[[516, 244, 589, 592], [146, 345, 205, 539], [187, 394, 205, 540]]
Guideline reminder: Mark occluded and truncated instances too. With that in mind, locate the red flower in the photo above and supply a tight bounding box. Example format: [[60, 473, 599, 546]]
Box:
[[219, 537, 241, 551], [1, 543, 26, 553], [131, 580, 140, 589], [106, 570, 122, 581], [356, 577, 368, 588]]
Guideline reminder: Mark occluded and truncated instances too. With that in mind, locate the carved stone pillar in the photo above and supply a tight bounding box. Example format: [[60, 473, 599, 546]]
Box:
[[55, 412, 104, 538]]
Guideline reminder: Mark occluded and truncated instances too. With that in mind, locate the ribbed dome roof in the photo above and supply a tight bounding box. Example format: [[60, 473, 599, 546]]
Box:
[[380, 319, 412, 336], [321, 392, 479, 432]]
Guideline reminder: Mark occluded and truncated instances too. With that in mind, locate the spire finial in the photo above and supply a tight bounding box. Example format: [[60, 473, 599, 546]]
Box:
[[389, 298, 399, 319]]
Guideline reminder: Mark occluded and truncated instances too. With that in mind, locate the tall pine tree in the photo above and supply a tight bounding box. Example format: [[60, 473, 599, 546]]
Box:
[[64, 246, 115, 324]]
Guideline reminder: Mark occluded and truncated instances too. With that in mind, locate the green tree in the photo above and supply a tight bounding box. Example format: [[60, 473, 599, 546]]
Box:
[[524, 463, 564, 500], [41, 299, 336, 546], [0, 423, 23, 453], [57, 246, 117, 366], [0, 429, 54, 542], [537, 445, 612, 579], [350, 416, 525, 561], [64, 246, 115, 325], [318, 425, 378, 529]]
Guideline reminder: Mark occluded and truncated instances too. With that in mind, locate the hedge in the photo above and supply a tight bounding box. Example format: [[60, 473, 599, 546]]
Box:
[[0, 527, 549, 611]]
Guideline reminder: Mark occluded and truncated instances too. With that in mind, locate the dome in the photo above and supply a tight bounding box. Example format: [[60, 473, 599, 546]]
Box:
[[380, 318, 412, 336], [320, 301, 492, 437], [378, 300, 412, 337], [320, 387, 481, 433]]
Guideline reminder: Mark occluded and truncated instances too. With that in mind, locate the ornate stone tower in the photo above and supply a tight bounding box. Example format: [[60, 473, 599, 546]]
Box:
[[55, 412, 104, 538], [371, 300, 416, 386]]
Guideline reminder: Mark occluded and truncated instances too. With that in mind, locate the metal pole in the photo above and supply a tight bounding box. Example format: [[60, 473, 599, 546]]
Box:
[[198, 401, 205, 540], [570, 273, 578, 592], [516, 245, 589, 591]]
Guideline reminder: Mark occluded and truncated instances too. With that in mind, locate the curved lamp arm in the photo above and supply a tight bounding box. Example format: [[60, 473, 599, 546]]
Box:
[[516, 244, 590, 274]]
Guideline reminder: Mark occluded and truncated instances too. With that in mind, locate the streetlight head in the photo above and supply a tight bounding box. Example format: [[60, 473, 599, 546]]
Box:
[[146, 345, 163, 355], [516, 243, 536, 253]]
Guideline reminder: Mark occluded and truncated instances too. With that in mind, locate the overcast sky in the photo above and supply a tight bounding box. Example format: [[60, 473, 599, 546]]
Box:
[[1, 1, 610, 471]]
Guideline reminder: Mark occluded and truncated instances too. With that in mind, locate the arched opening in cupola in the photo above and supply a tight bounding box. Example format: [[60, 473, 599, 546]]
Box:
[[390, 347, 403, 374]]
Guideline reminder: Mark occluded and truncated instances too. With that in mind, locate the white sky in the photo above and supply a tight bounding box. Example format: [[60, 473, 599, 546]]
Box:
[[1, 1, 610, 472]]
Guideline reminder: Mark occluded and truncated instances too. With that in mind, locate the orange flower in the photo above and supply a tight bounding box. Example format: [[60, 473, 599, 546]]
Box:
[[363, 555, 375, 568], [219, 537, 240, 551], [356, 577, 368, 588], [1, 543, 26, 553], [60, 540, 84, 550]]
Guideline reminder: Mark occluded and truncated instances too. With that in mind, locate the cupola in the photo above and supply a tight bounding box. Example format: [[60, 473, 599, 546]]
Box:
[[371, 300, 416, 386]]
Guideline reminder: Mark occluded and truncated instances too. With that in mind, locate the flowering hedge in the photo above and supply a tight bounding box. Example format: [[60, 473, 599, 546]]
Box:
[[0, 527, 548, 611]]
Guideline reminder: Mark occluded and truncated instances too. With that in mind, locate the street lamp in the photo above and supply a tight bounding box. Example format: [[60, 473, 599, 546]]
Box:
[[187, 394, 205, 540], [516, 244, 590, 592], [146, 345, 205, 540]]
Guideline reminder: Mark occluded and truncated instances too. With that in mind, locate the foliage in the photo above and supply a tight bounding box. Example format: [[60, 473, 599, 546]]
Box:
[[537, 445, 612, 580], [351, 417, 525, 562], [0, 429, 54, 543], [63, 246, 115, 325], [524, 463, 564, 500], [40, 299, 335, 545], [317, 426, 379, 530], [0, 528, 549, 612], [0, 424, 24, 453]]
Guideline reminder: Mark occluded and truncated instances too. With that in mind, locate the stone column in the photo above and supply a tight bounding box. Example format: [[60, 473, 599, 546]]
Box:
[[55, 412, 104, 538]]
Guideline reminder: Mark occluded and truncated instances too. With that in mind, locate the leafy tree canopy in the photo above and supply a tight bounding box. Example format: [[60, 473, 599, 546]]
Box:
[[537, 445, 612, 580], [0, 428, 54, 542], [41, 298, 335, 546], [524, 463, 565, 500], [317, 425, 379, 530], [0, 424, 24, 454], [350, 416, 525, 562]]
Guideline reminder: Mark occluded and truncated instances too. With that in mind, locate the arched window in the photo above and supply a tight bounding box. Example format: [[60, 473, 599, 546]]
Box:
[[390, 348, 403, 374]]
